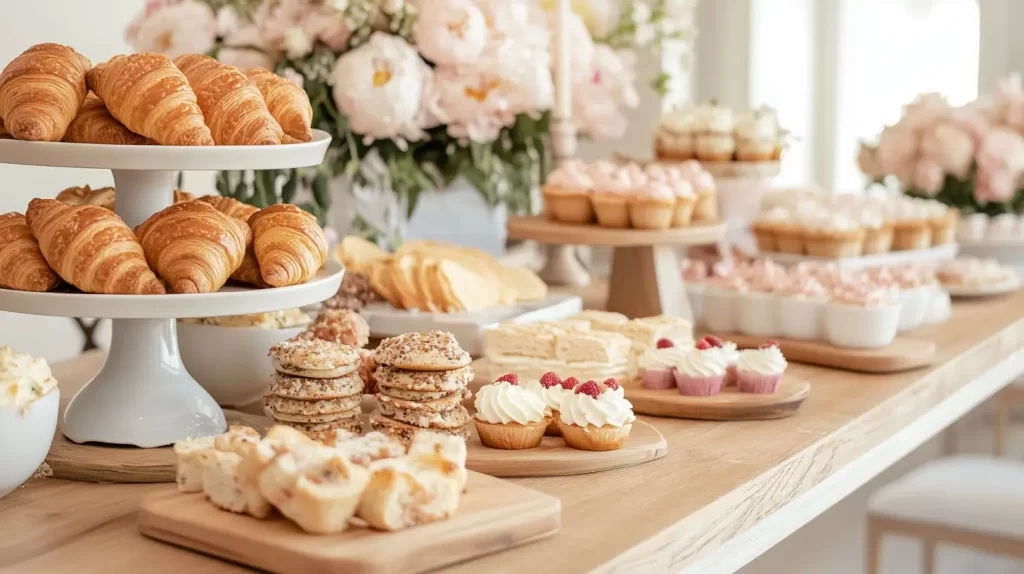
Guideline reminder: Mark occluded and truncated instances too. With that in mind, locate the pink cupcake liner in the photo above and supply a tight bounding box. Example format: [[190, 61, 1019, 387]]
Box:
[[737, 372, 782, 394], [640, 367, 676, 390], [673, 372, 725, 396], [725, 365, 738, 386]]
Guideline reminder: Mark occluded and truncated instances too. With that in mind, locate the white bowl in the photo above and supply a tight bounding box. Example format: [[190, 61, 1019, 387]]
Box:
[[685, 283, 705, 323], [924, 286, 951, 324], [824, 303, 901, 349], [897, 286, 929, 332], [735, 291, 779, 337], [777, 296, 826, 340], [701, 288, 736, 333], [0, 389, 59, 498], [178, 323, 307, 407]]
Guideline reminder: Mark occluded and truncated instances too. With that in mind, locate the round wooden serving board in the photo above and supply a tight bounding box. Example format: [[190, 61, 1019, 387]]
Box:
[[465, 419, 667, 478], [706, 333, 937, 373], [507, 215, 727, 247], [624, 379, 811, 421], [46, 409, 270, 483]]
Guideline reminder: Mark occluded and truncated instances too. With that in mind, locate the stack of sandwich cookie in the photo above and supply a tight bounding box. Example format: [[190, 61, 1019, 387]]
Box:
[[266, 337, 365, 440], [370, 331, 474, 443]]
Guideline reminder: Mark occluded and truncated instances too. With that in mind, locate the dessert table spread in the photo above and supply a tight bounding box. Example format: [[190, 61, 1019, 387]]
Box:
[[4, 290, 1024, 573]]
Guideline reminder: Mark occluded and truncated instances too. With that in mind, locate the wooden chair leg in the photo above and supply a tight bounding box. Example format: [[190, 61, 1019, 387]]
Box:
[[922, 539, 935, 574], [995, 390, 1011, 457], [866, 516, 883, 574]]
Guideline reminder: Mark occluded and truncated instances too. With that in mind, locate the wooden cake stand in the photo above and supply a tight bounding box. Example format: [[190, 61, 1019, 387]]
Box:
[[624, 379, 811, 421], [507, 216, 727, 319]]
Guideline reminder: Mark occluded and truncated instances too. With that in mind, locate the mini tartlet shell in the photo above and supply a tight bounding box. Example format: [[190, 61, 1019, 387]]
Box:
[[268, 371, 364, 400], [374, 331, 472, 371], [474, 419, 548, 450], [269, 338, 360, 379]]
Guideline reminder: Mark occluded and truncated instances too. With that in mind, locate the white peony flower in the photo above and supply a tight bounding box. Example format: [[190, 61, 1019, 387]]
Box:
[[131, 0, 217, 58], [216, 5, 241, 38], [284, 26, 314, 59], [573, 46, 639, 140], [434, 65, 514, 143], [414, 0, 488, 66], [332, 32, 433, 144]]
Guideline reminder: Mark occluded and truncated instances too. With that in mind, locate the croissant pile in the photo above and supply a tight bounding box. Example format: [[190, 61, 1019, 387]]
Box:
[[0, 43, 313, 146], [0, 190, 328, 295]]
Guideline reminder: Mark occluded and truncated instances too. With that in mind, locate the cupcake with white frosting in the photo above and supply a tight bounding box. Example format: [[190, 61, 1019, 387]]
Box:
[[695, 102, 736, 161], [646, 163, 698, 227], [716, 339, 740, 385], [655, 106, 699, 161], [589, 161, 634, 229], [638, 338, 687, 390], [803, 212, 865, 258], [857, 208, 894, 254], [473, 373, 548, 450], [542, 159, 594, 224], [735, 106, 781, 161], [672, 338, 729, 396], [524, 372, 578, 437], [628, 180, 676, 230], [557, 379, 635, 451], [736, 343, 788, 394]]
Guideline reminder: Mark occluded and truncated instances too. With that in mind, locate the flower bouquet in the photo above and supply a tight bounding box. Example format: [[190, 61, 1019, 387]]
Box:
[[127, 0, 698, 245], [858, 75, 1024, 217]]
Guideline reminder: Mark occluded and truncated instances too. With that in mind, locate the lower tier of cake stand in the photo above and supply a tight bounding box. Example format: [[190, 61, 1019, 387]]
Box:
[[63, 318, 226, 447]]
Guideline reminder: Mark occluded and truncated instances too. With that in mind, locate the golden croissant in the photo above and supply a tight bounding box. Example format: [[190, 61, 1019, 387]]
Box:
[[249, 204, 327, 287], [197, 195, 260, 222], [63, 93, 151, 145], [0, 212, 60, 292], [0, 43, 91, 142], [174, 55, 282, 146], [135, 200, 250, 294], [0, 118, 8, 137], [25, 199, 165, 295], [246, 68, 313, 143], [56, 186, 192, 212], [86, 53, 214, 146], [230, 245, 268, 288]]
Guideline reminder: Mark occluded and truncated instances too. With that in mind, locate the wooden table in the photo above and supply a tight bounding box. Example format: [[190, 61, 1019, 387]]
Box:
[[4, 292, 1024, 573]]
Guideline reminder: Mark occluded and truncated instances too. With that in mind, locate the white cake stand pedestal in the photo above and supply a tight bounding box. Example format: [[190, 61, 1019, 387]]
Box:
[[0, 131, 336, 447]]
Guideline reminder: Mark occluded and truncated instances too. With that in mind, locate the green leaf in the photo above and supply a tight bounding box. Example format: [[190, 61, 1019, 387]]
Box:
[[281, 169, 300, 204]]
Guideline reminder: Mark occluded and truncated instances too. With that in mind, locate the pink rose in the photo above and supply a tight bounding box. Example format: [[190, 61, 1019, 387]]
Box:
[[976, 128, 1024, 176], [920, 123, 974, 179], [857, 144, 882, 179], [948, 103, 993, 143], [902, 93, 950, 132], [975, 168, 1017, 204], [876, 125, 919, 177], [913, 159, 944, 196]]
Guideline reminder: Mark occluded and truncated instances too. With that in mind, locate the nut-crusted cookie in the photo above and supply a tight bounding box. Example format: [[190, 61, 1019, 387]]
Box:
[[369, 411, 470, 444], [373, 365, 474, 392], [279, 417, 364, 438], [377, 401, 470, 429], [269, 337, 361, 378], [375, 391, 468, 414], [377, 385, 471, 402], [269, 371, 364, 400], [303, 309, 370, 348], [374, 331, 471, 371], [264, 394, 362, 416], [270, 407, 361, 424]]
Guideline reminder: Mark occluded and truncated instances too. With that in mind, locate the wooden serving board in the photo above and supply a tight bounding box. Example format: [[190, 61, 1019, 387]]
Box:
[[506, 215, 727, 247], [707, 333, 937, 373], [46, 409, 269, 483], [624, 378, 811, 421], [465, 419, 667, 477], [139, 471, 561, 574]]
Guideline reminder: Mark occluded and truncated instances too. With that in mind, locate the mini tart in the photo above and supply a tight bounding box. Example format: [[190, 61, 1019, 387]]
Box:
[[803, 227, 866, 258], [264, 394, 363, 416], [374, 331, 472, 371], [268, 371, 364, 400], [557, 422, 632, 451], [628, 195, 676, 230], [474, 418, 548, 450], [269, 338, 361, 379], [369, 411, 471, 444], [377, 385, 470, 402], [543, 185, 594, 224], [891, 219, 932, 251], [378, 401, 471, 429], [270, 407, 362, 424], [373, 365, 473, 392]]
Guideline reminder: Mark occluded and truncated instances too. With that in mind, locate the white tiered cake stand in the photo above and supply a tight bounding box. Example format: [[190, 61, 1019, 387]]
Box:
[[0, 131, 338, 447]]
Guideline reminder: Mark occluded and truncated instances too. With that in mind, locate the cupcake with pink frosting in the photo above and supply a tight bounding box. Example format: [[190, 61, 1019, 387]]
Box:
[[776, 273, 828, 340], [824, 284, 901, 349], [647, 164, 698, 227], [673, 336, 728, 396], [543, 159, 594, 223], [736, 342, 788, 394], [589, 161, 634, 228], [628, 179, 676, 230]]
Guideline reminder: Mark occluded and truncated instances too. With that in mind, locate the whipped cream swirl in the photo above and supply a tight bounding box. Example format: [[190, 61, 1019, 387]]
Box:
[[674, 349, 727, 377], [559, 390, 636, 427], [737, 347, 788, 375], [474, 380, 547, 424]]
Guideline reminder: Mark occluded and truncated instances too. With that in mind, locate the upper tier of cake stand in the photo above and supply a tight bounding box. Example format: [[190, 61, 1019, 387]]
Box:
[[0, 260, 345, 319], [0, 129, 332, 171]]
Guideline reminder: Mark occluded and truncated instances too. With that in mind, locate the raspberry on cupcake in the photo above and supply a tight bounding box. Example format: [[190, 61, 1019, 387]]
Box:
[[557, 380, 635, 451], [672, 336, 728, 396], [525, 372, 576, 437], [638, 338, 687, 390]]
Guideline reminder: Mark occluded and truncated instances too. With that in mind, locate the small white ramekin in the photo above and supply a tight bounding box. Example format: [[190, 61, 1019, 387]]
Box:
[[0, 389, 59, 498], [824, 302, 901, 349], [923, 285, 951, 325], [777, 296, 826, 340], [897, 286, 929, 332], [701, 287, 737, 333], [735, 291, 779, 337]]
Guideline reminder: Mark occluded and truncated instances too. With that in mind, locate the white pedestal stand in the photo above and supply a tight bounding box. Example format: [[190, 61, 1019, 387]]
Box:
[[0, 132, 336, 447]]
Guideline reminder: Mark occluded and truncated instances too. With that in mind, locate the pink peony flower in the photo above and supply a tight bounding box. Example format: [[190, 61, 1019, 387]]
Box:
[[920, 122, 974, 179], [303, 5, 352, 51], [902, 92, 950, 132], [948, 103, 993, 143], [281, 68, 305, 88], [433, 65, 515, 143], [875, 125, 919, 178], [414, 0, 488, 66], [857, 144, 882, 179], [126, 0, 184, 44], [130, 0, 217, 58], [976, 128, 1024, 176], [573, 46, 638, 139], [975, 168, 1018, 204], [913, 159, 945, 196]]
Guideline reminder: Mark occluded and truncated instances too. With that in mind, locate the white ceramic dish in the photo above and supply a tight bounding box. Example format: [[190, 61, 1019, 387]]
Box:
[[897, 286, 930, 332], [735, 291, 778, 337], [824, 303, 901, 349], [943, 275, 1021, 298], [701, 288, 736, 333], [178, 323, 308, 407], [924, 287, 951, 324], [777, 296, 826, 340], [0, 389, 59, 498]]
